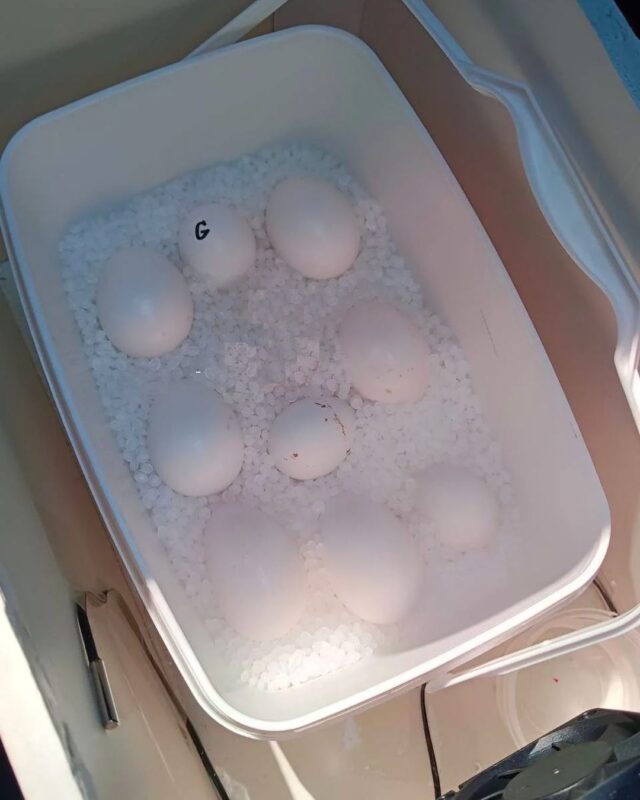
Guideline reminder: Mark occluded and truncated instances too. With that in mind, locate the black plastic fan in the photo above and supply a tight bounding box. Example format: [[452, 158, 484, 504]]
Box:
[[440, 709, 640, 800]]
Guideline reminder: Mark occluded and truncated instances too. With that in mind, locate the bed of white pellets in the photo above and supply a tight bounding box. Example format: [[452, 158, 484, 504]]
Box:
[[59, 144, 519, 692]]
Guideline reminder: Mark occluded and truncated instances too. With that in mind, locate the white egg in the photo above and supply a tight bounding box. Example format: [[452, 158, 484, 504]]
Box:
[[178, 203, 256, 289], [96, 246, 193, 357], [266, 176, 360, 280], [339, 300, 429, 403], [269, 397, 355, 480], [205, 504, 306, 640], [320, 493, 423, 625], [148, 381, 243, 497], [415, 464, 500, 551]]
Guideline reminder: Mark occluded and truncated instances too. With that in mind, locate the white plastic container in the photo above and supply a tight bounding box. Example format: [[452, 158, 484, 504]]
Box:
[[0, 27, 610, 737]]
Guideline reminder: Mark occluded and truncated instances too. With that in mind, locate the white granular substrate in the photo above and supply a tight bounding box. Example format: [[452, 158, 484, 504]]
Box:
[[60, 143, 519, 692]]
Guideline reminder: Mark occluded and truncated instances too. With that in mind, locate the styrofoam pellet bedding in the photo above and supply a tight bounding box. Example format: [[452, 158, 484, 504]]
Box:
[[60, 144, 519, 692]]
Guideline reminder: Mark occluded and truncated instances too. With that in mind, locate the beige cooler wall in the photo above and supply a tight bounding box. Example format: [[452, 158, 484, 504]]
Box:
[[0, 0, 255, 151]]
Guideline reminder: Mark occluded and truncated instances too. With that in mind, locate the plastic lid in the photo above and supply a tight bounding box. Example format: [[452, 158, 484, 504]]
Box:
[[497, 608, 640, 748]]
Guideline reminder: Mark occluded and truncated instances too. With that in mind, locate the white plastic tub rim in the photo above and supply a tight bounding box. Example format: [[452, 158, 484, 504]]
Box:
[[0, 26, 611, 737]]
